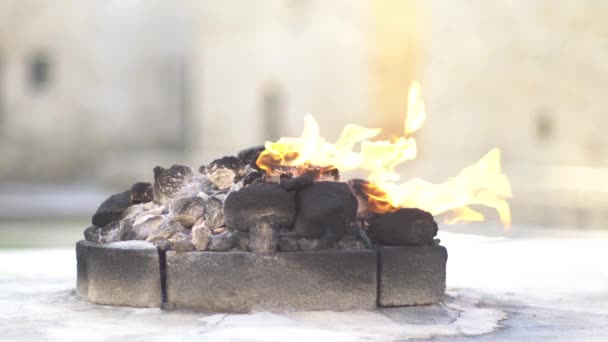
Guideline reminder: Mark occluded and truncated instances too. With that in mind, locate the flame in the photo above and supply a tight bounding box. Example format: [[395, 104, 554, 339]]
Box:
[[256, 81, 512, 231]]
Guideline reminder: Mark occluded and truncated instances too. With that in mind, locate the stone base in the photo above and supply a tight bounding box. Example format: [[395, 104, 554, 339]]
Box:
[[377, 245, 448, 306], [76, 241, 447, 311], [76, 240, 162, 307], [166, 250, 377, 312]]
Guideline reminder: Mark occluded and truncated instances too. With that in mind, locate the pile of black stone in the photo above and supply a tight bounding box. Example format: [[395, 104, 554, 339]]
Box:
[[84, 146, 439, 253]]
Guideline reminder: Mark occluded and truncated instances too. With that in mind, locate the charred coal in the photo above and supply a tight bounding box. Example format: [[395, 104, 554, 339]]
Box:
[[367, 208, 438, 246]]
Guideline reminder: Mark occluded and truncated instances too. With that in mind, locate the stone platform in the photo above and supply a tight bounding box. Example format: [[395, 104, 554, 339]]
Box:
[[75, 240, 447, 312]]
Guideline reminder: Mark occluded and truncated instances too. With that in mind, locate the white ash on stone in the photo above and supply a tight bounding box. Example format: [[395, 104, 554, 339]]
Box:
[[204, 156, 246, 190], [207, 231, 234, 251], [223, 183, 295, 231], [367, 208, 438, 246], [202, 195, 224, 229], [127, 215, 165, 240], [191, 219, 212, 251], [146, 219, 187, 242], [168, 232, 195, 253], [153, 165, 205, 205], [248, 219, 279, 253], [170, 196, 206, 228]]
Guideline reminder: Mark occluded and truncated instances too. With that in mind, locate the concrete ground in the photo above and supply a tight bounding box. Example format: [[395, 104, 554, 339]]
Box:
[[0, 222, 607, 341]]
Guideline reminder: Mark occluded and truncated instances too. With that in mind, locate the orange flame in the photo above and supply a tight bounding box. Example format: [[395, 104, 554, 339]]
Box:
[[256, 81, 513, 231]]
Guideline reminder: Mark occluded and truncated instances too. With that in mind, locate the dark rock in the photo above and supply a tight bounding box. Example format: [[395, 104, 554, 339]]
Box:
[[170, 197, 206, 228], [367, 208, 438, 246], [208, 231, 234, 251], [233, 231, 250, 251], [279, 172, 314, 192], [293, 182, 357, 242], [205, 156, 246, 190], [146, 219, 186, 242], [237, 145, 265, 167], [191, 219, 212, 251], [203, 196, 224, 229], [278, 234, 299, 252], [223, 183, 296, 231], [130, 182, 153, 204], [249, 220, 278, 253], [128, 215, 165, 240], [153, 165, 203, 205], [298, 238, 327, 252], [242, 170, 264, 186], [92, 190, 132, 227]]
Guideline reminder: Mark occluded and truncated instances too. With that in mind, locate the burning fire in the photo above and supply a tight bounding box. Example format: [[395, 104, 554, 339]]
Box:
[[256, 81, 512, 231]]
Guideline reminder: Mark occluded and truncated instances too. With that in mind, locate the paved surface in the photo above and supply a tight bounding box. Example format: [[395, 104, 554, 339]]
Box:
[[0, 230, 607, 341]]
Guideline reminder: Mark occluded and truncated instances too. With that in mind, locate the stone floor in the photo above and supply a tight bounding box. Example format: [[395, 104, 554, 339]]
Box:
[[1, 228, 607, 341]]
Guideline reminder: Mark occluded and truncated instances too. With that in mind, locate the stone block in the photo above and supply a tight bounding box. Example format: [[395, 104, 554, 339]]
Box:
[[76, 240, 162, 308], [166, 250, 377, 312], [377, 245, 447, 306], [75, 240, 92, 297]]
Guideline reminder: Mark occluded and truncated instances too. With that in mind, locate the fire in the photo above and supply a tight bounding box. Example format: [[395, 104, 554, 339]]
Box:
[[256, 81, 512, 231]]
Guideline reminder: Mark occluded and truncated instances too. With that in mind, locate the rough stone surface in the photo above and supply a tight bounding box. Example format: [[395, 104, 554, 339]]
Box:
[[128, 215, 165, 240], [207, 231, 234, 251], [248, 220, 278, 253], [75, 240, 91, 297], [166, 250, 377, 312], [146, 219, 186, 242], [298, 237, 326, 251], [130, 182, 154, 204], [92, 190, 132, 227], [191, 220, 212, 251], [170, 196, 206, 228], [76, 240, 162, 308], [233, 231, 250, 251], [205, 156, 246, 190], [293, 181, 357, 242], [203, 196, 224, 229], [278, 234, 299, 252], [378, 245, 447, 306], [368, 208, 438, 246], [223, 183, 295, 231], [153, 165, 203, 205]]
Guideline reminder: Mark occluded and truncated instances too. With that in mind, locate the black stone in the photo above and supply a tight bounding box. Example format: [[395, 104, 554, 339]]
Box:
[[367, 208, 438, 246], [223, 183, 295, 231], [153, 165, 202, 205], [279, 172, 314, 192], [237, 145, 265, 168], [130, 182, 153, 204], [91, 190, 132, 227], [242, 170, 264, 186], [293, 181, 357, 242]]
